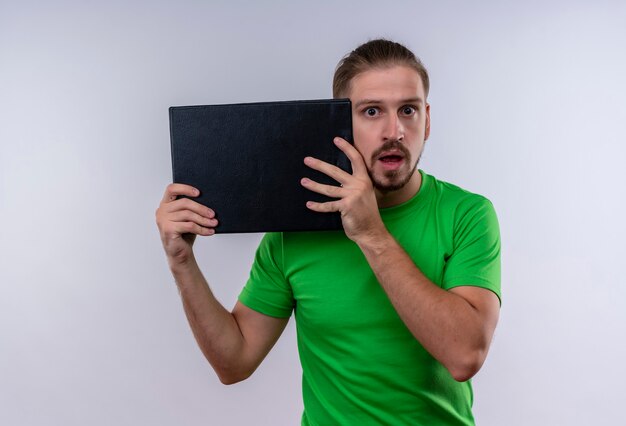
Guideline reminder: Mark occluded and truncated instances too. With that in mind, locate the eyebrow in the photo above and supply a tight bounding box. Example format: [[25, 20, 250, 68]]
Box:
[[353, 97, 425, 109]]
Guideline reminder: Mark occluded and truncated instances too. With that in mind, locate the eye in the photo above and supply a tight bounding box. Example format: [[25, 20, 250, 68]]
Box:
[[364, 107, 379, 117], [401, 106, 416, 115]]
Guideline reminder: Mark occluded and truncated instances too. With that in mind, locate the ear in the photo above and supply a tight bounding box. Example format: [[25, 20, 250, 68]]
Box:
[[424, 103, 431, 141]]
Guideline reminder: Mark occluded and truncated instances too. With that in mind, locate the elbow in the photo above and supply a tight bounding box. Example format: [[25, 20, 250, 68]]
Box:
[[214, 364, 254, 385], [200, 349, 255, 385], [447, 349, 488, 382], [218, 373, 248, 385], [449, 363, 480, 383]]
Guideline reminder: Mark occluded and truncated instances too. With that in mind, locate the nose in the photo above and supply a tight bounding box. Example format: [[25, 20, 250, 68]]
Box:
[[383, 114, 404, 141]]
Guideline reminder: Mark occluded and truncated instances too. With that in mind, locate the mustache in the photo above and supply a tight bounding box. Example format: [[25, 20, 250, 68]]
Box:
[[370, 140, 411, 162]]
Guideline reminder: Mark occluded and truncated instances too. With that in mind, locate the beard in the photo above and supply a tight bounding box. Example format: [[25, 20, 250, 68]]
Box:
[[367, 140, 422, 194]]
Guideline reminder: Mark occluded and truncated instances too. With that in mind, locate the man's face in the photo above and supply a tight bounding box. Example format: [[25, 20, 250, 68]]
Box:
[[346, 65, 430, 201]]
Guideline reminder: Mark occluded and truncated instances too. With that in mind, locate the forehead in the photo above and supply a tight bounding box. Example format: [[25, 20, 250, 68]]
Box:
[[348, 65, 424, 102]]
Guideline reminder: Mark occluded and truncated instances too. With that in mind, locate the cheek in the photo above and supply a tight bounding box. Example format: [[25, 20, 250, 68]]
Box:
[[351, 122, 366, 147], [351, 116, 380, 163], [352, 116, 378, 139], [352, 134, 375, 162]]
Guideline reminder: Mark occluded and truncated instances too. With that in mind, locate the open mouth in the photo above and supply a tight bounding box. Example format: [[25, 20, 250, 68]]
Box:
[[372, 142, 410, 171], [379, 155, 404, 164], [377, 153, 405, 171]]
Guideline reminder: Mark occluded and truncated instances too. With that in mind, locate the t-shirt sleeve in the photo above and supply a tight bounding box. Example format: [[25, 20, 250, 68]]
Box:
[[442, 196, 501, 304], [238, 232, 295, 318]]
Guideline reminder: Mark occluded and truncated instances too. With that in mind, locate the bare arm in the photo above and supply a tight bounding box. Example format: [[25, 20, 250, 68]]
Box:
[[156, 184, 288, 384], [302, 138, 499, 382]]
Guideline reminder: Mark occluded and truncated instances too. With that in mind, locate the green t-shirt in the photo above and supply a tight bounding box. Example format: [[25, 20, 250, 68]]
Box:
[[238, 170, 501, 425]]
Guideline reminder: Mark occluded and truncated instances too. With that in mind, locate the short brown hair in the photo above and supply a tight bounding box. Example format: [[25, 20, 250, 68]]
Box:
[[333, 39, 429, 99]]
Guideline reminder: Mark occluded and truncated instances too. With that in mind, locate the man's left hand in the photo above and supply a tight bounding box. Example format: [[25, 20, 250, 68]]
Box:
[[301, 137, 386, 244]]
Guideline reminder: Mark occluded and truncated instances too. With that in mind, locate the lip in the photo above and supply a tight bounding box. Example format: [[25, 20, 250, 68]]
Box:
[[377, 151, 405, 171], [377, 150, 405, 160]]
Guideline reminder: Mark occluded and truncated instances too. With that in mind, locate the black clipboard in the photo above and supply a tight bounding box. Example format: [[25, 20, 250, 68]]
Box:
[[169, 99, 353, 233]]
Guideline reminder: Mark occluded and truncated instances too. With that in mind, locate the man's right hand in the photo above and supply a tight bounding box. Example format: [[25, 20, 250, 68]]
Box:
[[156, 183, 218, 266]]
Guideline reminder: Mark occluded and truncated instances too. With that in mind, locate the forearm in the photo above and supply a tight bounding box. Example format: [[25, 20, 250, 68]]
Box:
[[357, 231, 492, 381], [169, 257, 248, 383]]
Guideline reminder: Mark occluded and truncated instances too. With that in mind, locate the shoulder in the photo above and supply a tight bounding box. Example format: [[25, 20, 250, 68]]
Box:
[[424, 172, 497, 223], [260, 231, 284, 245], [254, 232, 285, 267]]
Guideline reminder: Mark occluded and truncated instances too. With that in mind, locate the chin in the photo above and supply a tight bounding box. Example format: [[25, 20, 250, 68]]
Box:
[[373, 181, 408, 194], [370, 165, 418, 193]]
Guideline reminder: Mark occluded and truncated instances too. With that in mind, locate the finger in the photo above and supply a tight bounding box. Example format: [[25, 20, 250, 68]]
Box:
[[162, 183, 200, 203], [305, 200, 341, 213], [169, 210, 218, 228], [171, 221, 216, 236], [333, 137, 367, 176], [303, 156, 351, 185], [301, 177, 344, 198], [162, 197, 215, 218]]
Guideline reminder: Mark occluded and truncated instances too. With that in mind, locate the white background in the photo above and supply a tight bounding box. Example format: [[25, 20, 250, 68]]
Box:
[[1, 1, 625, 425]]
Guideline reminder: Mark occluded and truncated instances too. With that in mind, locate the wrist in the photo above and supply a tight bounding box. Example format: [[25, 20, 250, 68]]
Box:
[[354, 226, 395, 255], [168, 253, 198, 275]]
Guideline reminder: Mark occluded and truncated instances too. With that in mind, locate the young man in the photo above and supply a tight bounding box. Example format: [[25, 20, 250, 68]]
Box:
[[156, 39, 501, 425]]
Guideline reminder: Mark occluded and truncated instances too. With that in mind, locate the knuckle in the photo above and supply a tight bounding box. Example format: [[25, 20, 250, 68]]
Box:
[[166, 183, 177, 194], [197, 213, 208, 225], [355, 180, 368, 191], [180, 198, 193, 209]]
